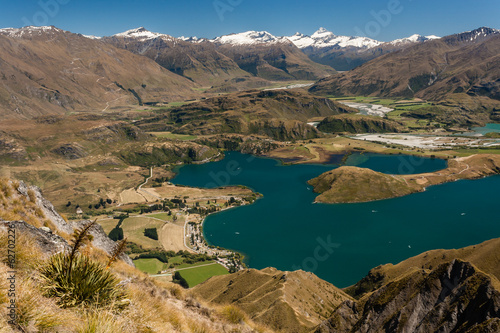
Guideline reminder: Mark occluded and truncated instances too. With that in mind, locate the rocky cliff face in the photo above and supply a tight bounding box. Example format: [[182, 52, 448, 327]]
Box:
[[315, 260, 500, 333]]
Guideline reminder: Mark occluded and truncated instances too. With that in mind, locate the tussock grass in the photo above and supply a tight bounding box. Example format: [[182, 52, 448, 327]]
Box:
[[220, 305, 246, 324], [40, 252, 126, 308], [16, 277, 67, 331], [0, 231, 43, 271], [78, 308, 131, 333]]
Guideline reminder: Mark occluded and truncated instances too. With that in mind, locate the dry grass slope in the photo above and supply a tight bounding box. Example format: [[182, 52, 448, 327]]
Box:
[[191, 267, 352, 332]]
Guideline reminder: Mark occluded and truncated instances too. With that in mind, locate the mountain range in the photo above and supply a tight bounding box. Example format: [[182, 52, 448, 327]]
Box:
[[310, 27, 500, 105], [0, 25, 498, 121], [112, 26, 443, 71]]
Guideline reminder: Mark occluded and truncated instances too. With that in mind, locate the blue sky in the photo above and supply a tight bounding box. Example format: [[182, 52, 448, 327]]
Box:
[[2, 0, 499, 41]]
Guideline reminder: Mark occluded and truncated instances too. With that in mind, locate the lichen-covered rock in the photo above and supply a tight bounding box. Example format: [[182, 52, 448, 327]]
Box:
[[16, 181, 73, 234], [0, 220, 70, 256]]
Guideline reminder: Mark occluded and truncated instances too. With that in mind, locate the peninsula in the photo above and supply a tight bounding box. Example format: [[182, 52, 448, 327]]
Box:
[[309, 154, 500, 203]]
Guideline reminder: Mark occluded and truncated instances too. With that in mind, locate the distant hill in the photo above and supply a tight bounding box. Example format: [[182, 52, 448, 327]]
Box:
[[308, 166, 415, 203], [308, 154, 500, 203], [0, 26, 196, 120], [138, 90, 356, 140]]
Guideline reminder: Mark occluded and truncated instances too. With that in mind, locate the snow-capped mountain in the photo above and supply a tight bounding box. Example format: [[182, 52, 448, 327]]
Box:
[[0, 25, 65, 38], [178, 36, 206, 43], [82, 34, 101, 40], [212, 31, 289, 45], [389, 34, 440, 45], [113, 27, 176, 42], [287, 27, 381, 49], [458, 26, 500, 42]]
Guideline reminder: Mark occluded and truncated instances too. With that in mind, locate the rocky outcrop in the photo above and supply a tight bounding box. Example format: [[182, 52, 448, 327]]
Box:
[[51, 143, 88, 160], [118, 141, 220, 167], [11, 181, 133, 266], [83, 123, 150, 143], [0, 132, 27, 160], [161, 90, 355, 140], [195, 134, 283, 155], [0, 219, 70, 256], [317, 114, 403, 134], [315, 260, 500, 333], [248, 119, 321, 140], [16, 181, 73, 234]]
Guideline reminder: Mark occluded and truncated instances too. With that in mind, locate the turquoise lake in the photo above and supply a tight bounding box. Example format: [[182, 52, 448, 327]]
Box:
[[172, 152, 500, 288], [472, 123, 500, 135]]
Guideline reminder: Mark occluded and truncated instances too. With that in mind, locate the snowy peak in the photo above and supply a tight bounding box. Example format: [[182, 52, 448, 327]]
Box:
[[178, 36, 206, 43], [286, 27, 381, 49], [213, 31, 289, 45], [443, 27, 500, 45], [0, 26, 65, 38], [82, 34, 101, 40], [113, 27, 175, 42], [390, 34, 440, 45], [311, 27, 337, 40], [462, 27, 499, 40]]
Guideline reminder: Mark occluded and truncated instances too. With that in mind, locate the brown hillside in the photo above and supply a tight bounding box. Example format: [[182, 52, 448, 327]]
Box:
[[191, 267, 352, 332], [316, 114, 404, 134], [346, 237, 500, 299], [0, 26, 196, 120], [102, 29, 260, 87], [308, 166, 415, 203], [135, 90, 356, 140]]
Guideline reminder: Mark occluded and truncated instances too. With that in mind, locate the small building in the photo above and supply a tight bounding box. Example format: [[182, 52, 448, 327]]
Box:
[[76, 207, 83, 215]]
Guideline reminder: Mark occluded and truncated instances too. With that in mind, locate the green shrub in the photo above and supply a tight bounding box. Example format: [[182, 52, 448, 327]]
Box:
[[144, 227, 158, 240], [108, 227, 124, 241], [39, 252, 126, 308], [173, 271, 189, 289]]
